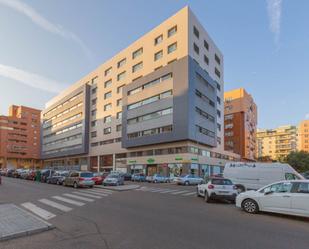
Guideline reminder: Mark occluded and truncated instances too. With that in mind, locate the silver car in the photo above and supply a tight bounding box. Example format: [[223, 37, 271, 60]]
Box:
[[174, 174, 205, 185], [103, 174, 124, 186], [64, 171, 94, 188]]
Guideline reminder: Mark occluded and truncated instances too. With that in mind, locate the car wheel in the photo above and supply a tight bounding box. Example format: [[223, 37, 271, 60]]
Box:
[[242, 199, 259, 214], [73, 182, 78, 189], [89, 185, 93, 188], [154, 180, 158, 183], [204, 191, 211, 203], [56, 180, 60, 185], [184, 181, 190, 186]]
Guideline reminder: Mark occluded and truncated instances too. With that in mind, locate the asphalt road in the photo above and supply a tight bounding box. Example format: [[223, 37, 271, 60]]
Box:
[[1, 177, 309, 249]]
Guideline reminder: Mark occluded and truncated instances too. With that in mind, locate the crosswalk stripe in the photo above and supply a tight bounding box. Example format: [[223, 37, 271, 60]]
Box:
[[80, 190, 108, 196], [63, 193, 94, 202], [182, 192, 196, 196], [52, 196, 85, 206], [73, 192, 102, 199], [170, 190, 189, 195], [39, 199, 72, 212], [148, 189, 164, 192], [21, 202, 56, 220], [94, 188, 113, 193], [159, 189, 179, 194], [86, 189, 112, 195]]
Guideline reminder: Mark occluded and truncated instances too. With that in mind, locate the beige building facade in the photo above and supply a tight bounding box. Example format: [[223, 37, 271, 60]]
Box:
[[42, 6, 239, 177], [256, 125, 297, 161], [298, 120, 309, 152]]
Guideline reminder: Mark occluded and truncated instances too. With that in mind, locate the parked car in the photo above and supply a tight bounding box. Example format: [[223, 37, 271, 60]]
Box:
[[6, 169, 16, 177], [41, 169, 55, 183], [0, 169, 7, 176], [20, 169, 31, 180], [197, 177, 238, 203], [131, 173, 146, 182], [64, 171, 94, 188], [103, 174, 124, 186], [121, 173, 132, 181], [92, 172, 104, 185], [174, 175, 204, 186], [26, 170, 37, 181], [146, 174, 170, 183], [224, 162, 304, 192], [47, 171, 68, 185], [236, 180, 309, 218]]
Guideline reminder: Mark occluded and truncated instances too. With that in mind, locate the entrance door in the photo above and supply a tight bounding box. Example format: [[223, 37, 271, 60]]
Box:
[[147, 165, 157, 176]]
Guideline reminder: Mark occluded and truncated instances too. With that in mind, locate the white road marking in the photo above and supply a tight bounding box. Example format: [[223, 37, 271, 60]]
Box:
[[94, 188, 113, 193], [182, 192, 197, 196], [52, 196, 85, 206], [148, 189, 165, 192], [170, 190, 190, 195], [86, 189, 112, 195], [21, 202, 56, 220], [73, 192, 102, 199], [159, 189, 179, 194], [63, 193, 94, 202], [39, 199, 72, 212], [80, 190, 108, 196]]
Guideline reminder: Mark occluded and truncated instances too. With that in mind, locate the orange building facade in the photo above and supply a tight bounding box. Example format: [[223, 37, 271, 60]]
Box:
[[0, 105, 42, 169], [224, 88, 257, 161], [298, 120, 309, 152]]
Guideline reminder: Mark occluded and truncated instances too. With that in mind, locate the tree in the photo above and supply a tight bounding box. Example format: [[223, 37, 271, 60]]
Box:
[[257, 156, 276, 162], [285, 151, 309, 173]]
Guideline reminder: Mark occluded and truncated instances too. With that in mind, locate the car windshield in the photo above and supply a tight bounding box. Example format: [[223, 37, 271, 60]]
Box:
[[212, 179, 233, 185], [80, 172, 93, 178], [108, 175, 119, 179]]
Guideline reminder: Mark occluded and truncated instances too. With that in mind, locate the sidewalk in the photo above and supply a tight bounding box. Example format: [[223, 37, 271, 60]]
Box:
[[0, 204, 53, 241]]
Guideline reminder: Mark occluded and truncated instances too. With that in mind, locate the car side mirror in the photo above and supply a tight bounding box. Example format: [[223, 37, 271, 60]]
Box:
[[264, 190, 274, 195]]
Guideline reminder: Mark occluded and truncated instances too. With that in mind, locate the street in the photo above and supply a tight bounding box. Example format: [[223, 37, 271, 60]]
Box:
[[0, 177, 309, 249]]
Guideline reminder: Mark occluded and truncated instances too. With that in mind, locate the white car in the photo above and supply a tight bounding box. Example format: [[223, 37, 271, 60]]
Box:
[[197, 177, 238, 203], [236, 180, 309, 218]]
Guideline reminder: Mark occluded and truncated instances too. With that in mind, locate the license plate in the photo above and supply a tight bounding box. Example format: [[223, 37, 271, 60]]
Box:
[[219, 191, 229, 193]]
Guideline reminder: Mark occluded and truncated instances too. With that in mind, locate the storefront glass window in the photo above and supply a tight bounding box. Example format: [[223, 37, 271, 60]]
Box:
[[190, 163, 199, 176], [168, 164, 182, 178], [201, 164, 210, 179]]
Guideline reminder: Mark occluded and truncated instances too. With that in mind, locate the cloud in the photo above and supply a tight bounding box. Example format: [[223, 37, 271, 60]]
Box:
[[0, 64, 65, 93], [266, 0, 282, 47], [0, 0, 93, 59]]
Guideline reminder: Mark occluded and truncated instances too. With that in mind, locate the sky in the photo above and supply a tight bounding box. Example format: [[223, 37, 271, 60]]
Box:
[[0, 0, 308, 129]]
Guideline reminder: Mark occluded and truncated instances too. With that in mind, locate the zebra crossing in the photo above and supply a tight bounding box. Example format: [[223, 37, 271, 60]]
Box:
[[135, 186, 196, 197], [20, 188, 114, 220]]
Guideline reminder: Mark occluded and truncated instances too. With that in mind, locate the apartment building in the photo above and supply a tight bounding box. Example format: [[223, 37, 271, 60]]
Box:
[[256, 125, 297, 161], [42, 6, 240, 177], [298, 120, 309, 152], [0, 105, 41, 169], [224, 88, 257, 161]]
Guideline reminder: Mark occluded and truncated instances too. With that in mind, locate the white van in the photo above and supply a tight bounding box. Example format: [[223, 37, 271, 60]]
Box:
[[224, 162, 304, 192]]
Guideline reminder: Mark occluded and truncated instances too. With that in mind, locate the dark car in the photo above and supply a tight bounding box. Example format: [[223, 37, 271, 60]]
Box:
[[47, 171, 68, 185], [41, 169, 55, 183], [6, 169, 16, 177], [121, 173, 132, 181]]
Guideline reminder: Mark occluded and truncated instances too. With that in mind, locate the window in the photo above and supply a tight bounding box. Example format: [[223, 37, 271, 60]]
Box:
[[215, 68, 221, 78], [295, 183, 309, 193], [128, 108, 173, 124], [154, 35, 163, 45], [117, 84, 125, 93], [117, 58, 126, 68], [168, 42, 177, 54], [116, 124, 122, 132], [132, 47, 143, 59], [168, 26, 177, 37], [193, 43, 199, 55], [154, 50, 163, 61], [91, 120, 97, 127], [216, 82, 221, 91], [105, 67, 112, 76], [215, 54, 221, 65], [204, 55, 209, 65], [128, 125, 172, 139], [104, 103, 112, 111], [196, 125, 215, 138], [132, 62, 143, 73], [92, 98, 97, 105], [91, 87, 97, 94], [195, 89, 215, 107], [104, 127, 111, 134], [217, 96, 221, 105], [91, 131, 97, 138], [204, 40, 209, 50], [91, 109, 97, 116], [117, 99, 122, 106], [104, 79, 112, 88], [104, 115, 112, 123], [262, 182, 292, 193], [117, 111, 122, 119], [195, 107, 215, 122], [104, 91, 112, 99], [193, 26, 199, 38], [217, 110, 221, 118], [91, 77, 98, 85], [117, 71, 126, 81]]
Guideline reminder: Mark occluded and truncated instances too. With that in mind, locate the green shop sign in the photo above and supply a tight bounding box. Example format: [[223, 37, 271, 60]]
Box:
[[191, 158, 199, 162], [175, 157, 183, 161], [147, 158, 155, 164], [128, 160, 137, 164]]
